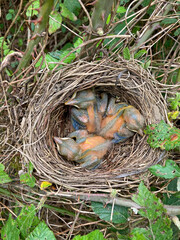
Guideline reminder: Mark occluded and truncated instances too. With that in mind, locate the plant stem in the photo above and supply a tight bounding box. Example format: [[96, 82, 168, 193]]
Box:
[[17, 0, 54, 73], [133, 1, 173, 50], [0, 187, 97, 222], [52, 191, 180, 216]]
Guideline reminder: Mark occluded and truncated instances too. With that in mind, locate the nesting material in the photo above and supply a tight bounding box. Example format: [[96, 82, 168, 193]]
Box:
[[21, 58, 167, 191]]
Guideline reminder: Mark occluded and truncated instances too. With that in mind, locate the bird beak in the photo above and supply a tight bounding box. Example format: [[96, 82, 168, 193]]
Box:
[[54, 137, 63, 144], [137, 129, 144, 136]]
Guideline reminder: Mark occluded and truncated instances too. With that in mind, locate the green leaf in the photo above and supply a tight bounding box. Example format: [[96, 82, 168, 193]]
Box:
[[26, 0, 40, 17], [132, 182, 173, 240], [6, 13, 13, 20], [134, 49, 147, 59], [91, 202, 129, 224], [149, 159, 180, 179], [49, 11, 62, 34], [17, 204, 37, 239], [106, 14, 111, 24], [174, 27, 180, 36], [20, 173, 36, 188], [130, 228, 150, 240], [168, 93, 180, 110], [123, 47, 131, 60], [26, 222, 56, 240], [72, 229, 106, 240], [73, 38, 83, 53], [1, 214, 20, 240], [144, 120, 180, 151], [117, 6, 126, 13], [63, 0, 81, 16], [161, 18, 178, 25], [60, 3, 77, 21], [0, 163, 12, 184], [143, 60, 151, 69]]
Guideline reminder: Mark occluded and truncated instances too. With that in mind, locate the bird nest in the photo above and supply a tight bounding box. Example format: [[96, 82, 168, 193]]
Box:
[[21, 58, 168, 192]]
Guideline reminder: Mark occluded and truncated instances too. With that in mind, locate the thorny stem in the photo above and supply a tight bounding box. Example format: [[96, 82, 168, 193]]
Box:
[[17, 0, 54, 74]]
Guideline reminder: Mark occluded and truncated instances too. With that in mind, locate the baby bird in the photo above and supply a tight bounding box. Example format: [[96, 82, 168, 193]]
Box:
[[78, 135, 111, 169], [96, 92, 108, 118], [65, 89, 96, 109], [53, 136, 81, 161], [123, 106, 145, 136], [66, 89, 101, 133]]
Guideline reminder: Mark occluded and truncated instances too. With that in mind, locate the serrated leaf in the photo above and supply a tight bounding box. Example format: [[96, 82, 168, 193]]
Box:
[[72, 229, 106, 240], [26, 0, 40, 17], [0, 163, 12, 184], [130, 228, 150, 240], [144, 120, 180, 151], [123, 47, 131, 60], [91, 202, 129, 224], [134, 49, 147, 59], [26, 222, 56, 240], [17, 204, 37, 239], [20, 173, 36, 187], [40, 181, 52, 190], [132, 182, 173, 240], [63, 0, 81, 16], [174, 27, 180, 36], [149, 160, 180, 179], [60, 3, 77, 21], [161, 18, 178, 25], [1, 214, 20, 240], [49, 11, 62, 34]]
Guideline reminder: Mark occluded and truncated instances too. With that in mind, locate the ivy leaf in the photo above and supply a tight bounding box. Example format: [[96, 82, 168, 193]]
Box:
[[123, 47, 131, 60], [144, 120, 180, 151], [132, 182, 173, 240], [26, 0, 40, 17], [1, 214, 20, 240], [60, 3, 77, 21], [149, 159, 180, 179], [72, 229, 106, 240], [91, 202, 129, 224], [26, 222, 56, 240], [49, 11, 62, 34], [134, 49, 147, 59], [17, 204, 37, 239], [0, 163, 12, 184]]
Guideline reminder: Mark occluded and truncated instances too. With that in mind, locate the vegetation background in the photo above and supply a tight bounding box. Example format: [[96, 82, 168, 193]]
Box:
[[0, 0, 180, 239]]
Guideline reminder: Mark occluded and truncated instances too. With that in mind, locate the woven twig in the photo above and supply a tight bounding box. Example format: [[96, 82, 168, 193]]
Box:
[[21, 57, 168, 192]]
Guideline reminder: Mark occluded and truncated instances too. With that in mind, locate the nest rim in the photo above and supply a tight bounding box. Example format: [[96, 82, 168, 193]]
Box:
[[21, 58, 168, 192]]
